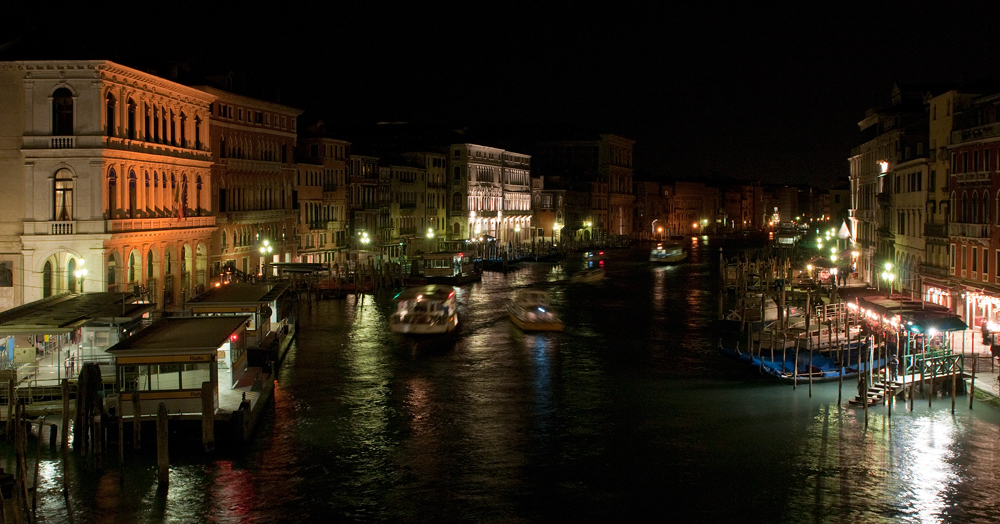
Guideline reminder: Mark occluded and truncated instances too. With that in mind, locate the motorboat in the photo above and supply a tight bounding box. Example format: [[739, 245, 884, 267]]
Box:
[[570, 266, 605, 283], [507, 290, 564, 331], [389, 285, 459, 336], [649, 243, 687, 264]]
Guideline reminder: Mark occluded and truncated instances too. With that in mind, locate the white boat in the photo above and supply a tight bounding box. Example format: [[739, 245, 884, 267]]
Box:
[[507, 290, 564, 331], [389, 285, 459, 336], [570, 266, 605, 283], [649, 243, 687, 264]]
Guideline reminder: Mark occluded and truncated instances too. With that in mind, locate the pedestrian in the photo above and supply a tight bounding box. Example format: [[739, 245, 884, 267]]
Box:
[[890, 354, 899, 381], [858, 375, 867, 399]]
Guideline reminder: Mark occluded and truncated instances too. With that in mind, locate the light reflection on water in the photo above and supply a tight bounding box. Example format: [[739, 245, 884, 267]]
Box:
[[10, 242, 1000, 523]]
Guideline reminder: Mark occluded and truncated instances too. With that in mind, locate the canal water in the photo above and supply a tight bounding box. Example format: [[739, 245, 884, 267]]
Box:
[[17, 239, 1000, 523]]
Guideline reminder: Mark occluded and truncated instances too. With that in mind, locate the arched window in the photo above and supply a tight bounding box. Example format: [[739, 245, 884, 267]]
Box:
[[169, 110, 176, 146], [144, 103, 150, 141], [147, 250, 154, 281], [961, 191, 968, 222], [196, 175, 203, 215], [222, 231, 227, 250], [220, 136, 226, 158], [972, 191, 979, 223], [128, 170, 137, 218], [42, 261, 52, 298], [452, 192, 463, 212], [107, 259, 116, 291], [152, 106, 159, 142], [195, 116, 202, 149], [105, 93, 116, 136], [54, 168, 73, 221], [108, 168, 117, 218], [181, 175, 188, 217], [129, 252, 136, 283], [127, 98, 136, 140], [179, 112, 187, 148], [52, 88, 73, 136]]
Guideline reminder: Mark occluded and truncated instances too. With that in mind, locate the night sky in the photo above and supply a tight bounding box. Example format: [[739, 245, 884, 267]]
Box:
[[5, 3, 1000, 188]]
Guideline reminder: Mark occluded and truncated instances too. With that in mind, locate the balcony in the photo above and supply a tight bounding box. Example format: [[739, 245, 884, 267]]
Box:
[[949, 222, 991, 239], [956, 171, 992, 184], [399, 202, 416, 209], [220, 158, 284, 174], [109, 216, 216, 232], [953, 122, 1000, 144]]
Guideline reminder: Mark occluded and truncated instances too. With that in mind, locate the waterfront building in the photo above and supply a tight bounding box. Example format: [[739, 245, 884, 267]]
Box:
[[892, 157, 929, 296], [194, 86, 301, 281], [530, 177, 566, 248], [450, 143, 531, 245], [0, 60, 217, 311], [384, 160, 427, 259], [402, 151, 449, 248], [722, 183, 765, 232], [348, 153, 380, 247], [923, 89, 974, 312], [947, 91, 1000, 330], [533, 134, 634, 244], [848, 84, 931, 287], [633, 180, 665, 241], [666, 181, 720, 236], [296, 129, 350, 267]]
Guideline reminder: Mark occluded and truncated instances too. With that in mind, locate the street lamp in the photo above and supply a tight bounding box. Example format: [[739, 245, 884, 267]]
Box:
[[259, 239, 273, 279], [881, 262, 895, 298], [74, 259, 87, 293], [359, 231, 370, 247]]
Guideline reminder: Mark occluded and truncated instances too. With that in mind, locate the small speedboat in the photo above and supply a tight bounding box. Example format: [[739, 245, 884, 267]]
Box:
[[389, 285, 459, 336], [570, 266, 605, 283], [508, 290, 563, 331], [649, 243, 687, 264]]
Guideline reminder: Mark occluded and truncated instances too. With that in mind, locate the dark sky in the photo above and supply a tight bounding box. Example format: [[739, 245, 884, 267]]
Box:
[[6, 3, 1000, 188]]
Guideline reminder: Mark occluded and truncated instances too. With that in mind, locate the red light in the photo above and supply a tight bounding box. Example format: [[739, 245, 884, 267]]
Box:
[[448, 291, 455, 298], [231, 334, 238, 341], [598, 251, 604, 255]]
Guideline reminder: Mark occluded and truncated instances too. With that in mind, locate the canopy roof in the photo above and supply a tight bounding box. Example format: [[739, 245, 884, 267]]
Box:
[[838, 287, 966, 333]]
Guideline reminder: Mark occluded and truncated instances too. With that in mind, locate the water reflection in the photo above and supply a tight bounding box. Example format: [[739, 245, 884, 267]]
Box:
[[11, 245, 1000, 522]]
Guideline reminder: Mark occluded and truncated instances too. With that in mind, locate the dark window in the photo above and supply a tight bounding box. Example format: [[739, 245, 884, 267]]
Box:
[[179, 112, 187, 148], [127, 98, 136, 140], [128, 170, 137, 218], [105, 93, 116, 136], [52, 88, 73, 135], [108, 168, 117, 218]]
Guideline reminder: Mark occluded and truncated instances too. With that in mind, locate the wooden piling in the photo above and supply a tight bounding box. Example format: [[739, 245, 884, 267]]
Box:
[[156, 403, 169, 485], [132, 392, 141, 451], [5, 379, 12, 442], [970, 358, 976, 410], [32, 417, 45, 520], [929, 366, 936, 408], [61, 380, 69, 451], [117, 393, 124, 466], [92, 405, 102, 471], [951, 367, 957, 414], [201, 382, 214, 453]]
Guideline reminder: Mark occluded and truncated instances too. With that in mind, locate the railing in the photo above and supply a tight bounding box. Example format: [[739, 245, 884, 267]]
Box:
[[51, 136, 74, 149], [219, 158, 284, 173], [50, 221, 73, 235], [400, 202, 416, 209], [953, 122, 1000, 143], [949, 222, 991, 238], [109, 216, 216, 232], [919, 263, 949, 279], [956, 171, 992, 183]]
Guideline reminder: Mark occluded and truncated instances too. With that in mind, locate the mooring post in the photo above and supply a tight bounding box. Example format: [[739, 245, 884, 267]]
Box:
[[132, 391, 141, 451], [201, 382, 214, 453], [5, 379, 12, 441], [970, 358, 977, 410], [61, 379, 69, 451], [951, 364, 957, 414], [157, 403, 169, 485]]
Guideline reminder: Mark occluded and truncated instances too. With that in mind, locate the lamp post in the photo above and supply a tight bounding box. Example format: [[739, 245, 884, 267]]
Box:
[[426, 227, 435, 253], [74, 260, 87, 293], [514, 225, 521, 257], [259, 239, 273, 281], [881, 262, 895, 298]]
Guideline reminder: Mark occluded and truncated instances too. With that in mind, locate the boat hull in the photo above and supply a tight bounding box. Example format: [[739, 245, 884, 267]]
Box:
[[389, 314, 459, 335], [508, 311, 564, 332]]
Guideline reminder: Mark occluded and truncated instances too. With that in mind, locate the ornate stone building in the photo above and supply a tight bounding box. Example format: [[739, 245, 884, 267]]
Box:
[[194, 86, 301, 279], [0, 60, 216, 310]]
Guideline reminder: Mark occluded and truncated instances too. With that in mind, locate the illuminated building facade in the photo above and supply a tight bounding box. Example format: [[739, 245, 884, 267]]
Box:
[[892, 157, 928, 296], [296, 132, 350, 266], [450, 143, 530, 245], [195, 86, 301, 279], [947, 91, 1000, 330], [848, 84, 929, 287], [348, 154, 380, 246], [0, 60, 216, 310]]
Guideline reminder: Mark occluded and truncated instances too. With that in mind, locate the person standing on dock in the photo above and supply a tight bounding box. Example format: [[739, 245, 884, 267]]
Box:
[[890, 354, 898, 381], [858, 375, 866, 399]]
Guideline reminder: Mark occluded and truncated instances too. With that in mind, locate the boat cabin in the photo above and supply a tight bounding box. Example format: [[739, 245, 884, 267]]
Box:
[[107, 316, 249, 417]]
